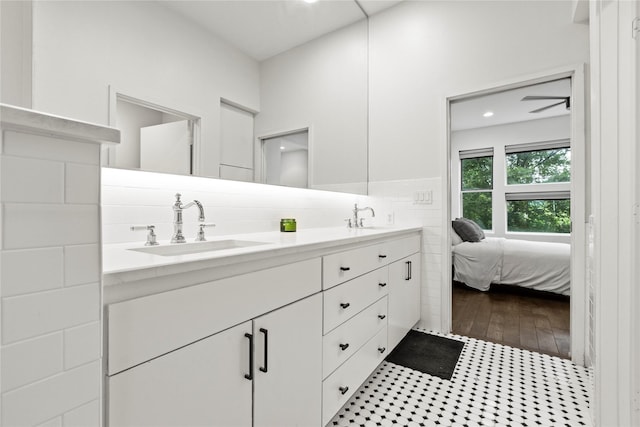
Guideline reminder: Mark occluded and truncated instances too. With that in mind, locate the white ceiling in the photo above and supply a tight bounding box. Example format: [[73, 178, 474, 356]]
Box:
[[161, 0, 402, 62], [450, 78, 571, 131]]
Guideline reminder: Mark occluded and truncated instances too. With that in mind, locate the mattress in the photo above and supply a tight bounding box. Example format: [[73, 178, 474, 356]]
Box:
[[452, 237, 570, 296]]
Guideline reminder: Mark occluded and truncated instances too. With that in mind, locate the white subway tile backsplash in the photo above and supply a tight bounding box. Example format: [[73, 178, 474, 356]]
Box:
[[64, 244, 100, 287], [1, 360, 100, 427], [3, 131, 100, 165], [0, 156, 64, 203], [1, 247, 64, 297], [2, 283, 99, 344], [64, 322, 100, 370], [62, 399, 100, 427], [1, 332, 64, 393], [65, 164, 100, 204], [36, 416, 62, 427], [3, 204, 99, 249]]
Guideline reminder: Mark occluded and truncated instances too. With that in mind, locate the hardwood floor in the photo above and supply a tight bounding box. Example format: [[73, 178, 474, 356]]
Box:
[[452, 281, 571, 359]]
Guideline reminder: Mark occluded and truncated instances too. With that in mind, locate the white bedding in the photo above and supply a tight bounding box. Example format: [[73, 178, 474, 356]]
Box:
[[452, 237, 570, 296]]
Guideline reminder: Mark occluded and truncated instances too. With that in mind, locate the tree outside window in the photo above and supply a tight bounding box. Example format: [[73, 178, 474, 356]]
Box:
[[460, 156, 493, 230]]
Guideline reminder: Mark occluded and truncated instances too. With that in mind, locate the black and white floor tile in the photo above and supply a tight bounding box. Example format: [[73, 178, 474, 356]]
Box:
[[330, 328, 593, 427]]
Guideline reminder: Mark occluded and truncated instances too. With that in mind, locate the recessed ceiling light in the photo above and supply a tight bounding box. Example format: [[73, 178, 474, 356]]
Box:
[[280, 146, 285, 150], [303, 0, 318, 3], [483, 111, 494, 118]]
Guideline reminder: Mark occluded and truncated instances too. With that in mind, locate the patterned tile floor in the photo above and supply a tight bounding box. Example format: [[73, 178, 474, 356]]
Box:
[[330, 329, 593, 427]]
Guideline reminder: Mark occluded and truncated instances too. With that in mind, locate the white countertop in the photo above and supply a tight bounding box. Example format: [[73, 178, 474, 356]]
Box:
[[103, 226, 422, 292]]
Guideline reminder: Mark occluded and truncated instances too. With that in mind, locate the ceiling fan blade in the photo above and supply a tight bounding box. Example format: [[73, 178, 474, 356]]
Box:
[[529, 101, 567, 113], [521, 95, 569, 101]]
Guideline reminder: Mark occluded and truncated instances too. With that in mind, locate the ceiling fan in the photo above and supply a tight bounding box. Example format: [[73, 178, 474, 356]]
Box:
[[521, 95, 571, 113]]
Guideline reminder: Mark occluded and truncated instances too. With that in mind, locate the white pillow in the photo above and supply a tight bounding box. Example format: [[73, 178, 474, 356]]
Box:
[[451, 225, 463, 245]]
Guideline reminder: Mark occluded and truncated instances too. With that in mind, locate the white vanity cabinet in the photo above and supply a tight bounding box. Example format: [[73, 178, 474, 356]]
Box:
[[320, 234, 421, 425], [108, 321, 253, 426], [103, 227, 423, 427], [388, 252, 422, 350], [106, 258, 322, 427]]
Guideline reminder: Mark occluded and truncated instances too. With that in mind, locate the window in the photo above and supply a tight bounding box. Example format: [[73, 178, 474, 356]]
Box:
[[505, 140, 571, 234], [460, 149, 493, 230], [506, 193, 571, 233], [506, 141, 571, 185]]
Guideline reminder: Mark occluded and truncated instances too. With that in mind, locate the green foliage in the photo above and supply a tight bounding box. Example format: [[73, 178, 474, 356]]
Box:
[[462, 192, 492, 229], [461, 156, 493, 190], [507, 199, 571, 233], [506, 148, 571, 185]]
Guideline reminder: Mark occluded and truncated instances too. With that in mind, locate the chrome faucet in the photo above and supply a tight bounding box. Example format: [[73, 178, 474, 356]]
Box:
[[171, 193, 205, 243], [349, 203, 375, 228]]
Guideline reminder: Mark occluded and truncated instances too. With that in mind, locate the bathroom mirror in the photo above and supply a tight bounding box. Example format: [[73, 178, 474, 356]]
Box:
[[106, 1, 369, 194]]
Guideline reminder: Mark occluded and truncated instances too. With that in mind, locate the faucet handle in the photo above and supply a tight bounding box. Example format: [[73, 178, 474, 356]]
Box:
[[344, 218, 353, 228], [131, 225, 159, 246], [196, 223, 216, 242]]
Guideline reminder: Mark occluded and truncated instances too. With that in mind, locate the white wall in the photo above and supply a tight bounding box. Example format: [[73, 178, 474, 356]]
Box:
[[451, 115, 571, 243], [369, 0, 589, 182], [257, 19, 368, 193], [368, 0, 589, 332], [280, 150, 308, 189], [30, 0, 260, 178], [0, 1, 32, 108]]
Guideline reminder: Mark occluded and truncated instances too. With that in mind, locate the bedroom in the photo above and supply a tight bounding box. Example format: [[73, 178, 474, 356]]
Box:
[[449, 78, 574, 358]]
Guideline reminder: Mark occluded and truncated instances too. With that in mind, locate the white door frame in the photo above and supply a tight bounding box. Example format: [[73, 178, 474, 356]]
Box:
[[441, 64, 587, 365]]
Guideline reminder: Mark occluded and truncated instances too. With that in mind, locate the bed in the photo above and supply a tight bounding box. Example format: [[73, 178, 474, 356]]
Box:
[[452, 236, 571, 296]]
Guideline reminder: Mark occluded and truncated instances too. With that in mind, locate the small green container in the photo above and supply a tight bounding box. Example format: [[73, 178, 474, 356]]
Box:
[[280, 218, 297, 232]]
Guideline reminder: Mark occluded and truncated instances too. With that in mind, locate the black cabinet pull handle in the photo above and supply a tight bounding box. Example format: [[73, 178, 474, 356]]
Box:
[[378, 347, 386, 354], [340, 302, 350, 309], [378, 282, 387, 288], [405, 260, 412, 281], [259, 328, 268, 373], [339, 343, 350, 351], [339, 386, 349, 395], [378, 314, 386, 320], [244, 333, 254, 380], [340, 267, 351, 272], [378, 254, 387, 259]]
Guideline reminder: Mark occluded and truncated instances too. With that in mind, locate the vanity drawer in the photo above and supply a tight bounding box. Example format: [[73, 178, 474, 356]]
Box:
[[323, 296, 387, 379], [322, 326, 388, 426], [322, 243, 388, 289], [323, 267, 389, 333], [107, 258, 321, 375], [381, 234, 421, 263]]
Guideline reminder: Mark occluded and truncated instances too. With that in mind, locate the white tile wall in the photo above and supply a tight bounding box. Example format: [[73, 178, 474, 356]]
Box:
[[1, 124, 105, 426], [101, 168, 375, 244], [62, 399, 100, 427], [1, 361, 100, 426], [0, 248, 64, 297], [1, 333, 63, 393], [369, 178, 445, 332]]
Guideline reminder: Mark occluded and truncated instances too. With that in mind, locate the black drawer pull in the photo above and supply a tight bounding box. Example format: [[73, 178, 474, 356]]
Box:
[[339, 386, 349, 395], [244, 333, 254, 380], [259, 328, 268, 373], [339, 302, 351, 309], [378, 254, 387, 259], [378, 347, 386, 354], [405, 260, 412, 281], [378, 314, 386, 320], [340, 267, 351, 272], [339, 343, 350, 351], [378, 282, 387, 288]]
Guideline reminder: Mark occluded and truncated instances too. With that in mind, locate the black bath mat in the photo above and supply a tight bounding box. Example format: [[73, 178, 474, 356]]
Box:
[[386, 330, 465, 380]]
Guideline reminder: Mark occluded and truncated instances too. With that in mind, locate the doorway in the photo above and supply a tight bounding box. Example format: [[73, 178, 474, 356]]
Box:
[[444, 67, 586, 364]]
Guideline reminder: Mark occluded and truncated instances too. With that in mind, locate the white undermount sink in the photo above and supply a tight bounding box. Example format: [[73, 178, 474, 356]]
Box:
[[128, 240, 269, 256]]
